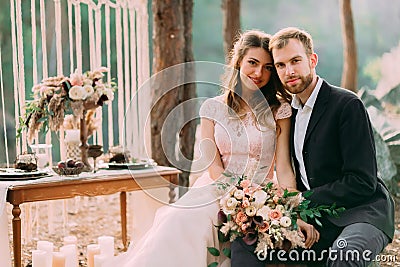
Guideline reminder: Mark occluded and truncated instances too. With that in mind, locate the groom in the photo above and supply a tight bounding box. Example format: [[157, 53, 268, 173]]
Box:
[[231, 27, 395, 266]]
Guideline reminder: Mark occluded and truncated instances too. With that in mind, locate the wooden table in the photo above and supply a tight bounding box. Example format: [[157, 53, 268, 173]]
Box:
[[6, 167, 180, 267]]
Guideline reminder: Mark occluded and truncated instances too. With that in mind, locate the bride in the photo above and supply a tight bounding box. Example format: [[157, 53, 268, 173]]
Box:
[[105, 29, 303, 267]]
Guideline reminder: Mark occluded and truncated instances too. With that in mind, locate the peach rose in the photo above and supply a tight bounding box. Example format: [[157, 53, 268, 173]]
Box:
[[269, 209, 283, 220], [235, 211, 248, 224], [240, 179, 251, 188], [258, 221, 270, 232]]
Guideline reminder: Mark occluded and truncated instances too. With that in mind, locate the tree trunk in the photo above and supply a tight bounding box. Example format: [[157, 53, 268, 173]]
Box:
[[178, 0, 197, 195], [339, 0, 358, 92], [151, 0, 197, 195], [151, 0, 184, 167], [222, 0, 241, 61]]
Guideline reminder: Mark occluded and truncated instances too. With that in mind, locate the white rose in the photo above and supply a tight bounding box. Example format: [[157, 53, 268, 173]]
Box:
[[233, 189, 244, 200], [69, 86, 87, 100], [83, 85, 94, 98], [252, 190, 269, 208], [226, 197, 238, 209], [245, 206, 257, 217], [275, 204, 285, 213], [279, 216, 292, 227], [256, 206, 270, 221]]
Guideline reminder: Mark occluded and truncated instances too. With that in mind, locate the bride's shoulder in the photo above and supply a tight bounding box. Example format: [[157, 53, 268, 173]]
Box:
[[274, 97, 292, 120], [199, 95, 226, 119]]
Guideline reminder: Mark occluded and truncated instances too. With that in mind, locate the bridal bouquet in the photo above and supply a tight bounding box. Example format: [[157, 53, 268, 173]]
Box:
[[208, 174, 345, 265]]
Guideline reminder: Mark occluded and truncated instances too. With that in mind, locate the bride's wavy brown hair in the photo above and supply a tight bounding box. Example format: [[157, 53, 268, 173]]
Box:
[[221, 30, 292, 126]]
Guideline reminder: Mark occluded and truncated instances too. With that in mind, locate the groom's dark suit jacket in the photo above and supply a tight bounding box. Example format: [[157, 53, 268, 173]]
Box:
[[290, 80, 395, 241]]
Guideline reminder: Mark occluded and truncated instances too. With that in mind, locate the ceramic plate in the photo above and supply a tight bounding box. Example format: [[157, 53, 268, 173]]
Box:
[[0, 168, 50, 180]]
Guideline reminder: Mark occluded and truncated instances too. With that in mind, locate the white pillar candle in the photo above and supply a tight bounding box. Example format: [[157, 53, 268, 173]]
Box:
[[32, 250, 47, 267], [86, 244, 101, 267], [52, 252, 66, 267], [94, 254, 110, 267], [97, 236, 114, 257], [63, 235, 78, 246], [60, 244, 78, 267], [37, 241, 53, 267]]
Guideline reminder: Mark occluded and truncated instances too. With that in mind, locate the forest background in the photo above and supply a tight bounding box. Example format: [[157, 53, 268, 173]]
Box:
[[0, 0, 399, 191]]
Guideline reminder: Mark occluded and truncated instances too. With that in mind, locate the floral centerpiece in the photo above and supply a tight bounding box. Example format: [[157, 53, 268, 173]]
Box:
[[18, 67, 116, 170], [208, 174, 345, 266]]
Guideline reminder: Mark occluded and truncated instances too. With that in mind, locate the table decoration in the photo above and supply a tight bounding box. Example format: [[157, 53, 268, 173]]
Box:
[[15, 153, 38, 171], [88, 145, 103, 173], [30, 144, 52, 169], [108, 145, 130, 163], [18, 67, 116, 171]]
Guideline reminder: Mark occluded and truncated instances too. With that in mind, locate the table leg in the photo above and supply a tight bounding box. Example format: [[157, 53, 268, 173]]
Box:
[[12, 204, 22, 267], [120, 191, 128, 251]]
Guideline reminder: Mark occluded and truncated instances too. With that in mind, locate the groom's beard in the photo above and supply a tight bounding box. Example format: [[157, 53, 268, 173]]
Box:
[[284, 72, 313, 95]]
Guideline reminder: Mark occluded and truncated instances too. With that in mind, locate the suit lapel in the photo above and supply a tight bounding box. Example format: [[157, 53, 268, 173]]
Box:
[[290, 107, 297, 156], [304, 81, 331, 144]]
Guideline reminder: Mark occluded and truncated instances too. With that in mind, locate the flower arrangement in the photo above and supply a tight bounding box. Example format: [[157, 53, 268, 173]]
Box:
[[208, 174, 345, 265], [18, 67, 115, 143]]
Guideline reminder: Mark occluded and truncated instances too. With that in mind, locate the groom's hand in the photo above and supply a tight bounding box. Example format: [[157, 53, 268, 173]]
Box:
[[296, 219, 320, 248]]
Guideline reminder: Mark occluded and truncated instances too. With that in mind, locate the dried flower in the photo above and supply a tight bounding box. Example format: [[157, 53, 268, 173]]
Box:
[[18, 67, 116, 143]]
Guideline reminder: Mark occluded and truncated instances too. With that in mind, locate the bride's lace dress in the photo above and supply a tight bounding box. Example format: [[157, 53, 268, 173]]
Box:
[[104, 95, 291, 267]]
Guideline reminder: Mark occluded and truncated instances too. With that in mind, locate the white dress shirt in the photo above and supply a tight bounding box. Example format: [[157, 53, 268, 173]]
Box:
[[291, 77, 323, 190]]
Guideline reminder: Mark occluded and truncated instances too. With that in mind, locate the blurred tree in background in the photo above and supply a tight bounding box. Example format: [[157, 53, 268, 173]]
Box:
[[193, 0, 400, 98]]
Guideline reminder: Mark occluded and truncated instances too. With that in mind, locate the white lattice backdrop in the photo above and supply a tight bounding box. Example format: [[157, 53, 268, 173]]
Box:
[[1, 0, 152, 248], [5, 0, 151, 162]]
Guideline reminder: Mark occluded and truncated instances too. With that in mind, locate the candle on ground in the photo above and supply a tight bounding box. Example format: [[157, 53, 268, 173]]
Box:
[[60, 244, 78, 267], [37, 241, 53, 267], [97, 236, 114, 257], [94, 254, 110, 267], [63, 235, 78, 246], [32, 250, 47, 267], [52, 252, 66, 267], [86, 244, 101, 267]]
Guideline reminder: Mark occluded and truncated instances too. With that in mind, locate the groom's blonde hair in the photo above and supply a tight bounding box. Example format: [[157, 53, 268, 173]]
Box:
[[269, 27, 314, 56]]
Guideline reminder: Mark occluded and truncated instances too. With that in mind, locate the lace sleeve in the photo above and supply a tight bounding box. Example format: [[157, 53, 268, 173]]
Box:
[[199, 97, 221, 121], [275, 102, 292, 120]]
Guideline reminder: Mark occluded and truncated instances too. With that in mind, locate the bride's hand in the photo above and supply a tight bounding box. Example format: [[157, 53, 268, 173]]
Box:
[[296, 219, 320, 249]]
